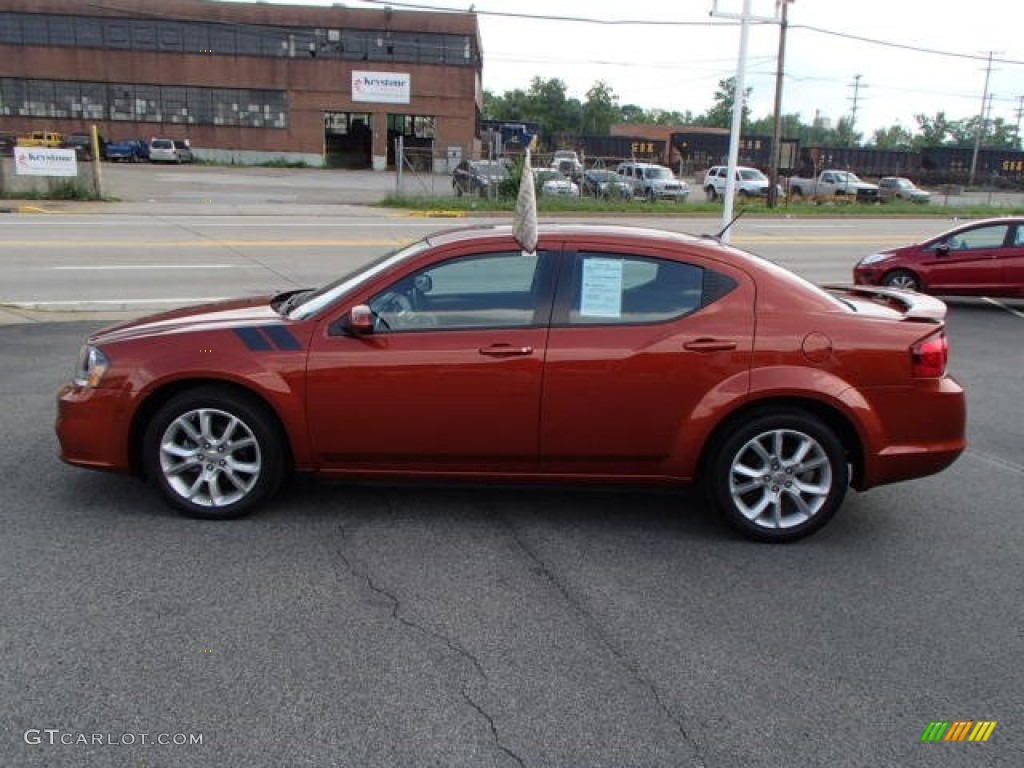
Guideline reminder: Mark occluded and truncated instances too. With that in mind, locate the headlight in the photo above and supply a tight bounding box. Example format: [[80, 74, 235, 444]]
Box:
[[74, 345, 110, 387], [859, 253, 891, 266]]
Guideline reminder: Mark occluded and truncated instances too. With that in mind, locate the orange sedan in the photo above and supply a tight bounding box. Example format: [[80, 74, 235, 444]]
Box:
[[57, 225, 966, 542]]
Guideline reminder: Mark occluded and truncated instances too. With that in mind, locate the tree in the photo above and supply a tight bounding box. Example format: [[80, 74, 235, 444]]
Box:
[[581, 81, 619, 135], [698, 78, 752, 130], [913, 112, 952, 147], [868, 124, 914, 149]]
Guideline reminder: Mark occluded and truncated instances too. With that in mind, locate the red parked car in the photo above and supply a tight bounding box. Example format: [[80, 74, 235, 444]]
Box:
[[854, 216, 1024, 297], [57, 225, 966, 542]]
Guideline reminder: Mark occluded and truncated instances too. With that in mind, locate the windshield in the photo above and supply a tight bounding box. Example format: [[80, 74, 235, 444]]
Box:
[[476, 162, 508, 178], [151, 140, 172, 149], [288, 239, 431, 320], [739, 169, 767, 181], [644, 167, 673, 180], [833, 172, 862, 183]]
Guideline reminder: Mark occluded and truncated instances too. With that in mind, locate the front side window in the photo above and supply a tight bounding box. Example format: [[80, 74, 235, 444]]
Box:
[[368, 251, 547, 332], [944, 225, 1008, 251], [566, 252, 714, 325]]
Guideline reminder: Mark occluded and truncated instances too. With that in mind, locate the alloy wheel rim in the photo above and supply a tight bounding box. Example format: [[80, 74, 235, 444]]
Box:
[[888, 274, 917, 290], [159, 408, 261, 508], [728, 428, 832, 530]]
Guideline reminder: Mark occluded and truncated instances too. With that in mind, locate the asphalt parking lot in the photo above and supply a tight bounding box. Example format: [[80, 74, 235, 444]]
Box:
[[1, 307, 1021, 767]]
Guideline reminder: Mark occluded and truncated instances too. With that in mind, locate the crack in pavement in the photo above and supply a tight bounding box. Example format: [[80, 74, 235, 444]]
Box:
[[502, 513, 708, 768], [462, 690, 527, 768], [327, 506, 526, 768]]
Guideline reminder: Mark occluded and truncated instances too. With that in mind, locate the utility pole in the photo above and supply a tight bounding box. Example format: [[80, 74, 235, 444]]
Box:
[[1015, 95, 1024, 150], [847, 74, 866, 146], [968, 51, 998, 187], [767, 0, 793, 208]]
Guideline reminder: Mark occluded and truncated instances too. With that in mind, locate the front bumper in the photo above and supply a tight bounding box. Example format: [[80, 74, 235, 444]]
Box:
[[56, 383, 133, 473]]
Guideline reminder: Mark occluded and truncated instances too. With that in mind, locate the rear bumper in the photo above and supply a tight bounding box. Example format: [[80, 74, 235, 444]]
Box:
[[856, 376, 967, 489]]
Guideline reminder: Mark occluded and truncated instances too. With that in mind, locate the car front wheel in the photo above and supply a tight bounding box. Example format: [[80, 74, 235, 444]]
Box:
[[143, 387, 285, 519], [708, 410, 848, 542], [883, 269, 921, 292]]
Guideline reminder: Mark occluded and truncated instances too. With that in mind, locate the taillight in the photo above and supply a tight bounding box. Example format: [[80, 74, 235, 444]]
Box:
[[911, 332, 948, 378]]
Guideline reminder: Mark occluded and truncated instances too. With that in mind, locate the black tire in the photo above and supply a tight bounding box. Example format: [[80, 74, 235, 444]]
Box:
[[882, 269, 921, 292], [143, 386, 285, 520], [707, 410, 848, 543], [705, 186, 718, 202]]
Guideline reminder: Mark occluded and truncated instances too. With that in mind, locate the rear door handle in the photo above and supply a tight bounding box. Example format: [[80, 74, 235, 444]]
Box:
[[479, 344, 534, 357], [683, 338, 737, 352]]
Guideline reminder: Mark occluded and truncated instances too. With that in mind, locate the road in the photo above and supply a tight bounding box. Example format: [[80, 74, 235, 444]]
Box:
[[1, 209, 1022, 767], [0, 213, 981, 313]]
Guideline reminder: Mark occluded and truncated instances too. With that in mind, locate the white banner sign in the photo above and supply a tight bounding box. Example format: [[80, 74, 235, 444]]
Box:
[[351, 71, 411, 104], [14, 147, 78, 177]]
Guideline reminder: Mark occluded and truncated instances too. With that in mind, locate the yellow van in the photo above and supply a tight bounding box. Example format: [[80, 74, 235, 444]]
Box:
[[17, 131, 65, 148]]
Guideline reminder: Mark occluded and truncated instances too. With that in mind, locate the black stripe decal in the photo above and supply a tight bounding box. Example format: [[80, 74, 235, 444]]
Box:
[[261, 325, 302, 351], [234, 327, 273, 351]]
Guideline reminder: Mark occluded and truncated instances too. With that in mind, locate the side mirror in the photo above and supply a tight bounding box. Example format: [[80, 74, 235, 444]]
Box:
[[935, 243, 950, 256], [347, 304, 375, 335]]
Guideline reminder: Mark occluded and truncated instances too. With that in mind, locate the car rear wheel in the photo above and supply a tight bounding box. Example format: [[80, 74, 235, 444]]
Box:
[[708, 410, 848, 542], [883, 269, 921, 292], [143, 387, 285, 519]]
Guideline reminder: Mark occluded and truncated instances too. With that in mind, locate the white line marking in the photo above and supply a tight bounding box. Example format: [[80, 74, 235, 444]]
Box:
[[50, 265, 236, 270], [3, 298, 231, 307], [982, 297, 1024, 318]]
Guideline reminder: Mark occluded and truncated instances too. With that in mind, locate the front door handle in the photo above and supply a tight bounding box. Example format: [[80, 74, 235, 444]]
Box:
[[479, 344, 534, 357], [683, 338, 737, 353]]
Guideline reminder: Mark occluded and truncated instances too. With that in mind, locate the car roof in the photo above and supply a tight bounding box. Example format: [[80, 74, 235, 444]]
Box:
[[424, 223, 734, 254]]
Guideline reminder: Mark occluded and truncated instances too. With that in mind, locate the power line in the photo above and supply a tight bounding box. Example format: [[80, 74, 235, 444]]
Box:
[[349, 0, 1024, 66]]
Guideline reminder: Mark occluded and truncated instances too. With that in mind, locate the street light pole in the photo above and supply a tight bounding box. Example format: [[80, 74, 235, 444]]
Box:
[[711, 0, 783, 239]]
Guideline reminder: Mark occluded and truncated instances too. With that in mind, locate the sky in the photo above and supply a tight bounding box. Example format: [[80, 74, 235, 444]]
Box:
[[230, 0, 1024, 139]]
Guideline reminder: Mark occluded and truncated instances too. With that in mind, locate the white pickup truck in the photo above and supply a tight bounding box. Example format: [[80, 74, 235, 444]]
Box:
[[787, 170, 879, 202]]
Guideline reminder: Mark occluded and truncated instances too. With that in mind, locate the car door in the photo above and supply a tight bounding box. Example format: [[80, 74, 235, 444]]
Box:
[[539, 246, 755, 476], [305, 247, 557, 471], [922, 223, 1009, 294]]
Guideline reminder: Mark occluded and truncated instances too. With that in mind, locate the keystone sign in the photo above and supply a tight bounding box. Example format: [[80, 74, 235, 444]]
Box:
[[14, 147, 78, 177], [351, 71, 411, 104]]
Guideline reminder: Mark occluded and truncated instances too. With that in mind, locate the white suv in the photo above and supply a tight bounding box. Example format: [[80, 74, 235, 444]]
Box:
[[616, 162, 689, 202], [703, 165, 779, 201]]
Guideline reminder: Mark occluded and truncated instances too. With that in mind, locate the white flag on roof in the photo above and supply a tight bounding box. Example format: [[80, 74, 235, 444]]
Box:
[[513, 148, 538, 253]]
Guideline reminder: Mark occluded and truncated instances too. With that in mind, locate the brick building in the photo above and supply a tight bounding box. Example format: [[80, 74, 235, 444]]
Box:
[[0, 0, 482, 169]]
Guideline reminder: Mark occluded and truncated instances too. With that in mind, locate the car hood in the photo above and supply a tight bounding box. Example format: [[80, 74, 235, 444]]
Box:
[[89, 295, 287, 345]]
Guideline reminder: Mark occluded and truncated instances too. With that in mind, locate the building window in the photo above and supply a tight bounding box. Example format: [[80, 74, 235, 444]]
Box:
[[0, 77, 287, 129], [0, 11, 480, 67]]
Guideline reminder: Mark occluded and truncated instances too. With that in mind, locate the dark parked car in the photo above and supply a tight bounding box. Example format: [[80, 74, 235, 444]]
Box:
[[452, 159, 510, 197], [62, 133, 105, 161], [0, 132, 16, 156], [105, 138, 150, 163], [582, 169, 633, 200], [854, 216, 1024, 297], [57, 225, 965, 543]]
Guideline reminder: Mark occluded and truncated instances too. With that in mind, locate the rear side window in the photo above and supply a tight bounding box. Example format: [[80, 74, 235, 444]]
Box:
[[563, 252, 735, 325]]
